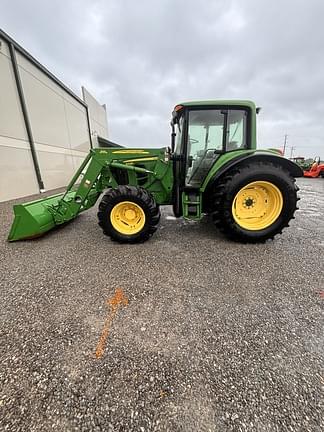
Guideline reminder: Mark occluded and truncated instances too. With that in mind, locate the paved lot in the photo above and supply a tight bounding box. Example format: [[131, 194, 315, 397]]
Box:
[[0, 178, 323, 432]]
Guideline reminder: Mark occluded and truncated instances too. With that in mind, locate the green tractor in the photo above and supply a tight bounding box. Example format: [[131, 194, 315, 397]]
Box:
[[8, 100, 302, 244], [291, 157, 312, 171]]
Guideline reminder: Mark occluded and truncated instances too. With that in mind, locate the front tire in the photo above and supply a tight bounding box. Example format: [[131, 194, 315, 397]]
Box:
[[98, 186, 160, 243], [211, 162, 299, 243]]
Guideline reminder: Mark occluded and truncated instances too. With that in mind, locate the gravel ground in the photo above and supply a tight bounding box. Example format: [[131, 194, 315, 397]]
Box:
[[0, 177, 323, 432]]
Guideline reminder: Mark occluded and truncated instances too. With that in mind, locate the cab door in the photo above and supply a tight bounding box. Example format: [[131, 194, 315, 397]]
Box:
[[172, 113, 187, 216], [185, 109, 225, 188]]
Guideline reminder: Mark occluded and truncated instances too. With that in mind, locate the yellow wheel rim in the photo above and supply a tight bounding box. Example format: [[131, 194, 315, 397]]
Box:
[[110, 201, 145, 235], [232, 181, 283, 231]]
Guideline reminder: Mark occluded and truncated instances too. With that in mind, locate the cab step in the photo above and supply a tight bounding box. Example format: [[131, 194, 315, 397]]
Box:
[[182, 190, 202, 220]]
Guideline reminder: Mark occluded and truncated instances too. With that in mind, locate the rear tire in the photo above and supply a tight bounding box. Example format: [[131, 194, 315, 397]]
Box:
[[210, 162, 299, 243], [98, 186, 160, 243]]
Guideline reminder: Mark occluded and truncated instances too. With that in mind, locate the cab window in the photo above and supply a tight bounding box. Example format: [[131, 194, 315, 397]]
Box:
[[227, 110, 247, 151]]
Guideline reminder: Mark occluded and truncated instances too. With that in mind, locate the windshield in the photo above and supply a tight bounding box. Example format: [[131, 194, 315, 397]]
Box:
[[187, 109, 247, 155], [186, 109, 248, 187]]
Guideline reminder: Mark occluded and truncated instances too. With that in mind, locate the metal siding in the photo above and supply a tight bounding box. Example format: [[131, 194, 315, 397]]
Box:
[[0, 37, 39, 202], [0, 145, 39, 201], [82, 87, 109, 145], [18, 60, 71, 149], [64, 100, 90, 153], [0, 42, 28, 141], [0, 31, 104, 201], [16, 51, 90, 191]]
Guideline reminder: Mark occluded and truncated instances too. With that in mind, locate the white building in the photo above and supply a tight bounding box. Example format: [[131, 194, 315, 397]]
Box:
[[0, 29, 109, 202]]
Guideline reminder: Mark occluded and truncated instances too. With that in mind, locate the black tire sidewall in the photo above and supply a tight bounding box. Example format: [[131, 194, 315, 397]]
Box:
[[99, 188, 159, 243], [221, 165, 297, 241]]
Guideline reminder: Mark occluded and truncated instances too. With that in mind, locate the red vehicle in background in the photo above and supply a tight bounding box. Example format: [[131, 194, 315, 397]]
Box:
[[304, 156, 324, 178]]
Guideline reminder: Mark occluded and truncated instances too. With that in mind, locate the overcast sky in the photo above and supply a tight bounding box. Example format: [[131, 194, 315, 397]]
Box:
[[2, 0, 324, 157]]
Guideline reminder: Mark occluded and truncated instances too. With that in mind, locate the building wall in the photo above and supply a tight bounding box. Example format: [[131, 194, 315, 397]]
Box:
[[16, 52, 91, 190], [0, 36, 39, 201], [82, 87, 109, 146], [0, 31, 108, 203]]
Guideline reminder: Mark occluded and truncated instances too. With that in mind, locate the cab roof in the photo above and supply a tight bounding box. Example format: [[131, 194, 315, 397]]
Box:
[[175, 100, 256, 110]]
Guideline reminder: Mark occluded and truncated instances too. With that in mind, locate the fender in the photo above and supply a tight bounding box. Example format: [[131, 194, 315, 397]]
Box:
[[202, 151, 303, 195]]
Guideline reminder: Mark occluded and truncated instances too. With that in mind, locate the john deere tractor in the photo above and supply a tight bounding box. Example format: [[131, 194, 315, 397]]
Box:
[[8, 100, 302, 244]]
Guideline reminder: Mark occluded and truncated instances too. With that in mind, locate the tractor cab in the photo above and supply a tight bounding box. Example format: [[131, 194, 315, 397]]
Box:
[[170, 101, 255, 217]]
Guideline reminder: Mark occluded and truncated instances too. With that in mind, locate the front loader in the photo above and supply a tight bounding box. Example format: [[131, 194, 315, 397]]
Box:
[[8, 100, 303, 244]]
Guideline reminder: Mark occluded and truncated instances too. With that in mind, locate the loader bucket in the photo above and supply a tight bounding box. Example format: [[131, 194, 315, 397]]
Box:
[[8, 192, 67, 242]]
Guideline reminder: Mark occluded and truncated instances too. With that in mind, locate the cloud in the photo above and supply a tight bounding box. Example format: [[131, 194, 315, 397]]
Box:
[[1, 0, 324, 156]]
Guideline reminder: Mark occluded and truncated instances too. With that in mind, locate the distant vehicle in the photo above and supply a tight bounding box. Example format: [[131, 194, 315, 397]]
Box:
[[290, 157, 312, 171], [291, 156, 305, 165], [304, 156, 324, 178]]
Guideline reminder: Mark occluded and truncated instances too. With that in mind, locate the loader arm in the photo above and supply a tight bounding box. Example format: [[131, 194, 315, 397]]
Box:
[[8, 148, 171, 241]]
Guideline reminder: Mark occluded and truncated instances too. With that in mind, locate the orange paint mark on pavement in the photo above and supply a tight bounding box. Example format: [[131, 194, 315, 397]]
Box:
[[319, 291, 324, 299], [95, 288, 128, 359]]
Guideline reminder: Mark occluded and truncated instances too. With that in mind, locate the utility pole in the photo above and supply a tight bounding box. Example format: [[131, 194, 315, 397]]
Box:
[[290, 146, 295, 159], [283, 134, 288, 156]]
